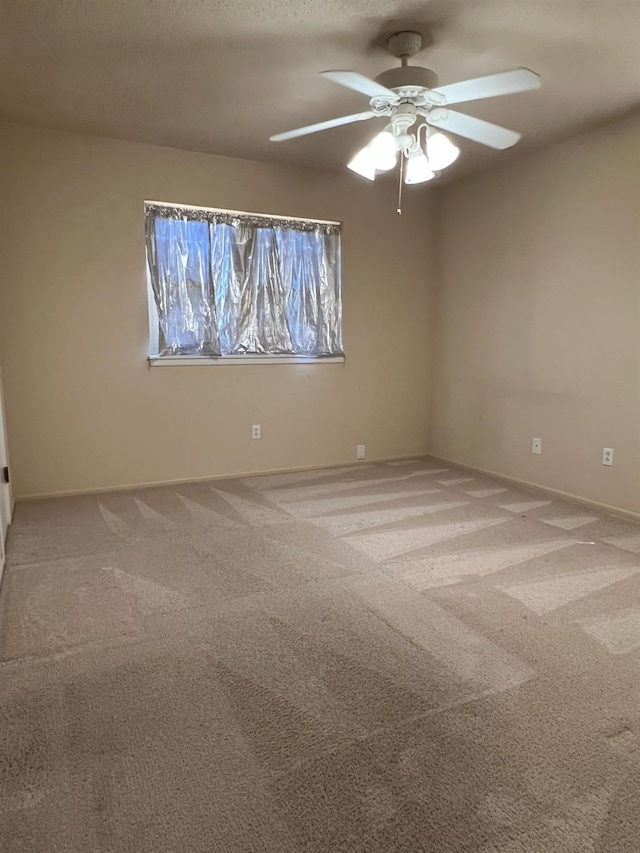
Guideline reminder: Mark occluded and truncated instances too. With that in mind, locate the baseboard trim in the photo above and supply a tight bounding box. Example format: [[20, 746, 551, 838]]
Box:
[[15, 453, 428, 502], [430, 454, 640, 522]]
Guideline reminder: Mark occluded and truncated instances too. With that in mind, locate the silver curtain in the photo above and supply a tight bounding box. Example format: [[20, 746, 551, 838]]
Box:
[[145, 205, 343, 357], [145, 217, 220, 355]]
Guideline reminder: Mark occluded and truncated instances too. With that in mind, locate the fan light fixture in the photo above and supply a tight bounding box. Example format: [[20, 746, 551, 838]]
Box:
[[270, 31, 541, 210], [348, 113, 457, 186]]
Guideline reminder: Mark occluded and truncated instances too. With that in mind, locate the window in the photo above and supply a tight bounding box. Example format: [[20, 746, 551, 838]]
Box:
[[145, 202, 343, 362]]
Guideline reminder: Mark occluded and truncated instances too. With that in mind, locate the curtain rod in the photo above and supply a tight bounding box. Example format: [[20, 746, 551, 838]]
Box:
[[144, 200, 340, 227]]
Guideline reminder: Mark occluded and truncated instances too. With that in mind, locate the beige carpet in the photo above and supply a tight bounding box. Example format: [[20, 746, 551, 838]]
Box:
[[1, 457, 640, 852]]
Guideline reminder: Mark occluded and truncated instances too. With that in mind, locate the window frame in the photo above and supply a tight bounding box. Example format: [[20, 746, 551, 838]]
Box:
[[145, 200, 345, 367]]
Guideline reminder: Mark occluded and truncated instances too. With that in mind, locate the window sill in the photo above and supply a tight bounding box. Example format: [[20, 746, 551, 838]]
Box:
[[148, 355, 345, 367]]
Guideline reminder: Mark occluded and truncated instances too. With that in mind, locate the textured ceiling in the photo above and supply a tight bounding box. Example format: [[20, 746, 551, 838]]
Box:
[[1, 0, 639, 181]]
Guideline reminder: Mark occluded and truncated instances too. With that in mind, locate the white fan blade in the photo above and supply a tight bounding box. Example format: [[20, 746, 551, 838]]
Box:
[[321, 70, 399, 100], [428, 109, 521, 149], [270, 111, 375, 142], [432, 68, 540, 105]]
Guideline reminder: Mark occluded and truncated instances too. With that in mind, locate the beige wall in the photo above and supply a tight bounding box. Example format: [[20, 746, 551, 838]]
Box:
[[0, 122, 435, 498], [431, 114, 640, 515], [5, 116, 636, 511]]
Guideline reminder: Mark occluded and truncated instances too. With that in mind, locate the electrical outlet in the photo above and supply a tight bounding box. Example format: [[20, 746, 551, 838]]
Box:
[[532, 437, 542, 455], [252, 424, 261, 440], [602, 447, 614, 466], [357, 445, 366, 460]]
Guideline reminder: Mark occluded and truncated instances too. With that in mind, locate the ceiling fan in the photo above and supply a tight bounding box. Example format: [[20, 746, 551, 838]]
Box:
[[270, 31, 541, 187]]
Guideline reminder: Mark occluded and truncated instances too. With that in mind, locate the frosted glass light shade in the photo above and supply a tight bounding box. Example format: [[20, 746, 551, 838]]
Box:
[[368, 130, 397, 171], [347, 147, 376, 181], [426, 132, 460, 171], [404, 153, 435, 184]]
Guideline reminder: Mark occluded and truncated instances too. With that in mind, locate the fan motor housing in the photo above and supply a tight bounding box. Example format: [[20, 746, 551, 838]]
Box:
[[375, 65, 439, 93]]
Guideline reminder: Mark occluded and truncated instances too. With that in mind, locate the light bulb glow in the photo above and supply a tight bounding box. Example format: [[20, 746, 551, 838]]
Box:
[[404, 153, 435, 184], [368, 129, 397, 171], [347, 146, 376, 181], [426, 131, 459, 171]]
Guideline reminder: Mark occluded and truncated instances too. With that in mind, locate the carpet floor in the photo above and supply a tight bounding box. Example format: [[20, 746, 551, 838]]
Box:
[[1, 457, 640, 851]]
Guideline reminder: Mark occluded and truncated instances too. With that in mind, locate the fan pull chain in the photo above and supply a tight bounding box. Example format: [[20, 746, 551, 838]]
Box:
[[397, 155, 404, 215]]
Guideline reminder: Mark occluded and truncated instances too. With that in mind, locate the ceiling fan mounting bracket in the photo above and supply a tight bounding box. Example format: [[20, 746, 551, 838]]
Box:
[[387, 31, 423, 60]]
